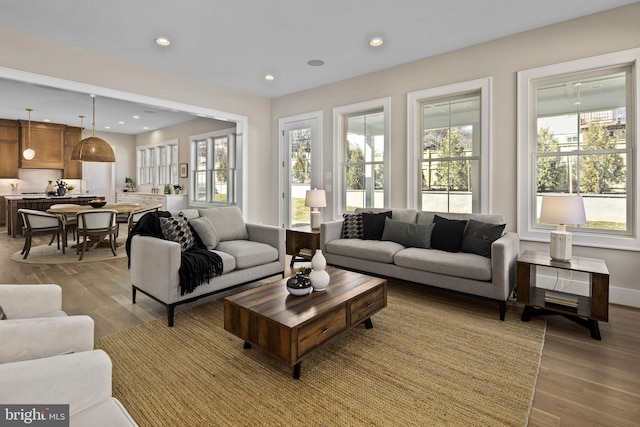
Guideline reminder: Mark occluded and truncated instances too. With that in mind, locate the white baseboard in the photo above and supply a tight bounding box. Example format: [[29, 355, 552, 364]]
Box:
[[610, 286, 640, 308]]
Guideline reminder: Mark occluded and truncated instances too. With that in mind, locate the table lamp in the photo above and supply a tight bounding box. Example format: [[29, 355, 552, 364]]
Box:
[[305, 188, 326, 230], [539, 195, 586, 262]]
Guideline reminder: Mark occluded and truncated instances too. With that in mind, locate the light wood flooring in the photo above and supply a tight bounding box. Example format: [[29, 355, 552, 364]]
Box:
[[1, 229, 638, 426]]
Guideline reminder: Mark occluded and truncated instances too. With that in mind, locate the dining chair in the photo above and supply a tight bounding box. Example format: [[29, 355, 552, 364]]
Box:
[[76, 209, 118, 261], [114, 202, 140, 237], [18, 209, 67, 259], [127, 204, 162, 234], [49, 203, 81, 242]]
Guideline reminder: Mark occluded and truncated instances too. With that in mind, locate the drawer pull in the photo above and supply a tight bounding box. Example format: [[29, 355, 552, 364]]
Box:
[[321, 327, 331, 334], [366, 301, 374, 307]]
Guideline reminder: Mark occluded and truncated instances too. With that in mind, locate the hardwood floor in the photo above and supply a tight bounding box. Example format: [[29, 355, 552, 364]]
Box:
[[1, 228, 638, 426]]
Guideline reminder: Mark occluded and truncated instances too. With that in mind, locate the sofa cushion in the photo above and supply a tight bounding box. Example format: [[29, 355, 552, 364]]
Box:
[[417, 211, 505, 226], [356, 208, 417, 224], [179, 209, 200, 220], [159, 215, 195, 251], [189, 216, 219, 250], [381, 217, 434, 249], [341, 213, 363, 239], [394, 248, 492, 281], [210, 250, 236, 273], [461, 219, 506, 258], [198, 207, 249, 242], [430, 215, 467, 253], [362, 211, 392, 240], [325, 239, 405, 264], [216, 240, 278, 269]]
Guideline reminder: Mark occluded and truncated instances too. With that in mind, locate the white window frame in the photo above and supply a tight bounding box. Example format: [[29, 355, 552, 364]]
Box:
[[333, 97, 390, 218], [517, 48, 640, 251], [136, 139, 178, 187], [189, 128, 236, 207], [407, 78, 492, 213]]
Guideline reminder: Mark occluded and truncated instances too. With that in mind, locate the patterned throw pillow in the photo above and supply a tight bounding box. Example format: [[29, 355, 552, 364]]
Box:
[[341, 213, 363, 239], [159, 214, 195, 251]]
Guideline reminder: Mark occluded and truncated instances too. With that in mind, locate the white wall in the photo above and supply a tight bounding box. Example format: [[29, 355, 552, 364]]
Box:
[[270, 3, 640, 305]]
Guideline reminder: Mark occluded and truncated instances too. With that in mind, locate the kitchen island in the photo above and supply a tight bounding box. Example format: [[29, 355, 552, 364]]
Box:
[[5, 194, 104, 238]]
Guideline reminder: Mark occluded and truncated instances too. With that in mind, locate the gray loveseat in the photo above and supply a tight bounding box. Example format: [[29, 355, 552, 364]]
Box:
[[129, 206, 285, 326], [320, 208, 519, 319]]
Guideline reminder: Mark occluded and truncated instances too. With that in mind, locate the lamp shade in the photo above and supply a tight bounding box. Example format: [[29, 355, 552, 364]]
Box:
[[540, 195, 586, 225], [305, 189, 326, 208], [71, 136, 115, 162]]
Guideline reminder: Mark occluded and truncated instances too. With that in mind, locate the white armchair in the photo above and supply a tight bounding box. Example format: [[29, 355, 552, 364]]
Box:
[[0, 284, 94, 363], [0, 350, 138, 426]]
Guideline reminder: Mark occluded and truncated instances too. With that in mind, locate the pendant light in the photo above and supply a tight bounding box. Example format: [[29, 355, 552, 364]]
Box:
[[22, 108, 36, 160], [71, 95, 115, 162]]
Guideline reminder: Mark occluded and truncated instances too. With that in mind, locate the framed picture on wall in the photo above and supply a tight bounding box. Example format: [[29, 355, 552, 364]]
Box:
[[180, 163, 188, 178]]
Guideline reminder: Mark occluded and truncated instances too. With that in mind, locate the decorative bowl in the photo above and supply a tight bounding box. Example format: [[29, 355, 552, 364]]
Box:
[[89, 200, 107, 208], [286, 272, 313, 296]]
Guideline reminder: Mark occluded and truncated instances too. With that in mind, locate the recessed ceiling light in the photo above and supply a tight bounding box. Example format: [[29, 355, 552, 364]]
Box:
[[143, 127, 149, 130], [264, 74, 275, 81], [307, 59, 325, 67], [369, 37, 384, 47], [43, 119, 51, 122], [155, 37, 171, 46], [118, 121, 125, 125], [133, 115, 140, 119]]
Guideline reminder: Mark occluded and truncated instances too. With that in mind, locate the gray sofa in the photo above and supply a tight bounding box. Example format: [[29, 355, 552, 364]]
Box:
[[129, 206, 285, 326], [320, 208, 519, 320]]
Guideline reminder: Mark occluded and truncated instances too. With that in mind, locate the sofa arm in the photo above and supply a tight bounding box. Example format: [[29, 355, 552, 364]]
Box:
[[0, 284, 62, 318], [0, 315, 94, 363], [491, 232, 520, 300], [320, 220, 344, 252], [0, 350, 113, 415], [246, 223, 286, 269], [130, 235, 181, 303]]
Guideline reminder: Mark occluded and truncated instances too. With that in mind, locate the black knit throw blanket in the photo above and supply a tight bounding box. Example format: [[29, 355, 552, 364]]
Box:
[[126, 211, 224, 296]]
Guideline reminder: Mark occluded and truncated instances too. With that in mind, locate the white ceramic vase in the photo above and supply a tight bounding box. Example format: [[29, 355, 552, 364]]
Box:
[[310, 250, 330, 291]]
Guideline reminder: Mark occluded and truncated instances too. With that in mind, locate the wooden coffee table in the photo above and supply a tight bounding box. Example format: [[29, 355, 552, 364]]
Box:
[[223, 267, 387, 379]]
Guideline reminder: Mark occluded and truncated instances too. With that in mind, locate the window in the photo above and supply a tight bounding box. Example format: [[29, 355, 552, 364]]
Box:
[[517, 48, 639, 250], [136, 140, 178, 187], [408, 78, 491, 213], [191, 129, 236, 205], [334, 98, 390, 215]]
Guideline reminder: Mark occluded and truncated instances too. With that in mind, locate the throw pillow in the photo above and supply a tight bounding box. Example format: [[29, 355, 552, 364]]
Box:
[[430, 215, 467, 253], [461, 219, 506, 258], [341, 213, 363, 239], [381, 217, 434, 249], [188, 216, 219, 251], [362, 211, 392, 240], [159, 214, 195, 251], [0, 304, 5, 320]]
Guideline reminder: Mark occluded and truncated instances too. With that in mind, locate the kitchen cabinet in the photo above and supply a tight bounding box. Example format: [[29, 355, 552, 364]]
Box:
[[116, 193, 188, 211], [63, 126, 82, 179], [19, 120, 66, 169], [0, 119, 19, 178]]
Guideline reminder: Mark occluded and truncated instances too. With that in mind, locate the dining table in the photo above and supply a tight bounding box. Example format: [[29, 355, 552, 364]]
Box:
[[46, 203, 145, 252]]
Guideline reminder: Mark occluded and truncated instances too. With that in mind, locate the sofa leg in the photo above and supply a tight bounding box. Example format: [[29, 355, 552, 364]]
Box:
[[132, 286, 137, 304], [167, 305, 175, 327], [498, 301, 506, 321]]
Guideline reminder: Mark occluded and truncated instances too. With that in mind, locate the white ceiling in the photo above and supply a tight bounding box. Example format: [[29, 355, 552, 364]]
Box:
[[0, 0, 636, 133]]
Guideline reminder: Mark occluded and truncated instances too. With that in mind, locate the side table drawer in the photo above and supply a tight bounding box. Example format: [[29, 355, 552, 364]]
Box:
[[297, 305, 347, 358], [350, 285, 386, 326]]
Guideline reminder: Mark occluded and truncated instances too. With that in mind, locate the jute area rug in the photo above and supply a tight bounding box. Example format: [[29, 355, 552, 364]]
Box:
[[96, 283, 545, 427], [10, 239, 127, 264]]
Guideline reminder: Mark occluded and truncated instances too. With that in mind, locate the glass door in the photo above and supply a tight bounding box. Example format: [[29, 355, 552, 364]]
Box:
[[281, 114, 322, 228]]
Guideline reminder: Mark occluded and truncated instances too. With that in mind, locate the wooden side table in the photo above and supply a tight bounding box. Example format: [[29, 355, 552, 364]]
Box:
[[286, 226, 320, 268], [517, 250, 609, 340]]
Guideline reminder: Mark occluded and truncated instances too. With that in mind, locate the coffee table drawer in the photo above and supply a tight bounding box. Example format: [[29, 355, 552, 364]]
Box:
[[297, 305, 347, 358], [350, 285, 386, 326]]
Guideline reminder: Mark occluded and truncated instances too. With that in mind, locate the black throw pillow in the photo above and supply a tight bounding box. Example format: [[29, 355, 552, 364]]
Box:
[[461, 219, 506, 258], [362, 211, 392, 240], [431, 215, 467, 253]]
